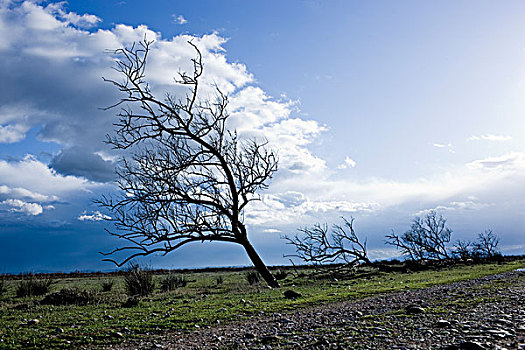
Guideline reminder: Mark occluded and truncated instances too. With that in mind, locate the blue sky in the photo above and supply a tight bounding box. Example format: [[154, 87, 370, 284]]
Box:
[[1, 0, 524, 273]]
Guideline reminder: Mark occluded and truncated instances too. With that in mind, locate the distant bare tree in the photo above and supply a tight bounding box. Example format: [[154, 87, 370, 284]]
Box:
[[386, 211, 451, 262], [473, 229, 500, 258], [284, 217, 371, 267], [452, 239, 473, 260], [98, 39, 280, 288]]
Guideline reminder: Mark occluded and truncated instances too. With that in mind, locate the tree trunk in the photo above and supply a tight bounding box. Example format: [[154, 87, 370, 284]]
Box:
[[241, 240, 280, 288]]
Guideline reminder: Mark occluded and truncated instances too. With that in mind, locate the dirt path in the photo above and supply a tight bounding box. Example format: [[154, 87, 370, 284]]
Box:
[[112, 270, 525, 349]]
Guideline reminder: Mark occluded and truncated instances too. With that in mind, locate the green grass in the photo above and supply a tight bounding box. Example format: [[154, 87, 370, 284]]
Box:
[[0, 259, 523, 349]]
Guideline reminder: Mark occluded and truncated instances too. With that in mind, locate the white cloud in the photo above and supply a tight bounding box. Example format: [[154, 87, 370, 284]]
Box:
[[44, 2, 101, 28], [0, 184, 57, 202], [467, 134, 512, 142], [246, 191, 379, 226], [467, 152, 525, 171], [172, 14, 187, 25], [337, 156, 357, 169], [244, 150, 525, 229], [0, 124, 29, 143], [414, 200, 492, 216], [263, 228, 281, 233], [433, 143, 455, 153], [78, 210, 111, 221], [0, 155, 104, 197], [0, 1, 324, 186], [1, 198, 43, 215]]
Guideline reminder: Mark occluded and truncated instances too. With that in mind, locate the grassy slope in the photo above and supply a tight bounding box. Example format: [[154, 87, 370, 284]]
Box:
[[0, 259, 523, 349]]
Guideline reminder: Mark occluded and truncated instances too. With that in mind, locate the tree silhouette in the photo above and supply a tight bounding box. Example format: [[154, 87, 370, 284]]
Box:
[[386, 211, 451, 262], [284, 217, 371, 266], [98, 39, 280, 287]]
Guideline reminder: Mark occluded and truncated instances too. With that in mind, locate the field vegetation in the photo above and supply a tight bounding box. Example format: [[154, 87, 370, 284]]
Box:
[[0, 257, 523, 349]]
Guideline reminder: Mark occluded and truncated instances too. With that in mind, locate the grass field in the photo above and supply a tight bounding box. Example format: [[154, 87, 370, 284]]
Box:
[[0, 259, 523, 349]]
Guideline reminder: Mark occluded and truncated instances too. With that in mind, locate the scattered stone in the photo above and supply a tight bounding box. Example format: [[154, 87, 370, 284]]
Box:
[[55, 327, 64, 333], [405, 305, 425, 314], [27, 319, 39, 326], [436, 320, 451, 328], [261, 335, 281, 344], [283, 290, 302, 300], [458, 341, 486, 350]]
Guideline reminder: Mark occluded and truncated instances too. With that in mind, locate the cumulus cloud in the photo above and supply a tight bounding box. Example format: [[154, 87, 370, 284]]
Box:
[[467, 134, 512, 142], [337, 156, 356, 169], [1, 198, 43, 215], [45, 2, 101, 28], [0, 0, 325, 193], [0, 155, 105, 198], [172, 14, 187, 25], [0, 123, 29, 143], [77, 210, 111, 221], [245, 191, 378, 226], [0, 184, 57, 202]]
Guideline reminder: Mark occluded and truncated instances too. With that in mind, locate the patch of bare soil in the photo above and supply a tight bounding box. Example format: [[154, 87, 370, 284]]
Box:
[[111, 270, 525, 349]]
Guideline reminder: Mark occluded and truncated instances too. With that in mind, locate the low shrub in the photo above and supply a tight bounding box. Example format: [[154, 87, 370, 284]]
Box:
[[274, 270, 288, 280], [41, 288, 94, 306], [101, 280, 114, 292], [0, 279, 7, 297], [245, 271, 260, 285], [124, 263, 155, 297], [160, 273, 187, 292], [16, 276, 54, 297]]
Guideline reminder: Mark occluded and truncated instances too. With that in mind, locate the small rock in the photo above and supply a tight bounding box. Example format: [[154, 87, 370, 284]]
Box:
[[103, 315, 113, 319], [55, 327, 64, 333], [27, 319, 39, 326], [283, 290, 302, 300], [244, 332, 256, 339], [485, 329, 513, 338], [261, 335, 281, 344], [458, 341, 486, 350], [114, 332, 124, 338], [405, 305, 425, 314], [436, 320, 451, 328]]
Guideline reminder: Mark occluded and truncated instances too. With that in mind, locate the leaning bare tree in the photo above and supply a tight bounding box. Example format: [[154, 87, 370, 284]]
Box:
[[98, 39, 280, 288], [386, 210, 451, 262], [284, 217, 371, 267]]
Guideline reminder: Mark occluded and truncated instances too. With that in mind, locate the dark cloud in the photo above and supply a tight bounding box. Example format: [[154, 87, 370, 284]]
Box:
[[49, 147, 116, 183]]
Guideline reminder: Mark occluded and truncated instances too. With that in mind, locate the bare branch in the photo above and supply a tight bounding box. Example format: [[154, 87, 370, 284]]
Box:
[[284, 217, 370, 267]]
